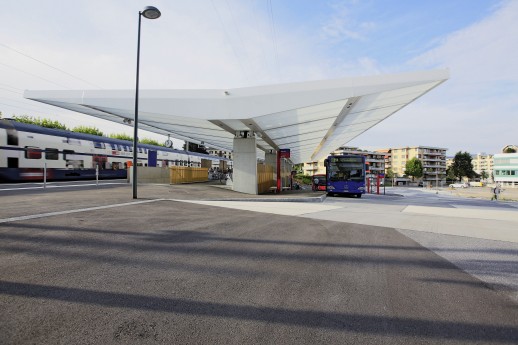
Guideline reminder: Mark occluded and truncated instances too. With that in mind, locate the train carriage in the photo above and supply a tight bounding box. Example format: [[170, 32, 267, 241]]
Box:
[[0, 119, 227, 182]]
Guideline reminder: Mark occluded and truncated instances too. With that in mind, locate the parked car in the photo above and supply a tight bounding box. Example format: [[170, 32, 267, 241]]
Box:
[[449, 183, 469, 188], [418, 181, 424, 187]]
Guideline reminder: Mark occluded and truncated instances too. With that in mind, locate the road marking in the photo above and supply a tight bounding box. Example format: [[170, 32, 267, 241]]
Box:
[[403, 205, 518, 222], [173, 200, 342, 216], [0, 199, 165, 224]]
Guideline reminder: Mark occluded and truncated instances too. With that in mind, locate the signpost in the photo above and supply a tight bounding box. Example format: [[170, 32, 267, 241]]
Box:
[[277, 149, 290, 192]]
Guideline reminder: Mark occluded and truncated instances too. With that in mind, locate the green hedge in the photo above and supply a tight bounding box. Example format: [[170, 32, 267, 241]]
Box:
[[294, 174, 313, 185]]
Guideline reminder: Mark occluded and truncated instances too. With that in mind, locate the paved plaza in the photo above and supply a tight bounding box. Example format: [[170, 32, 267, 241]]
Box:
[[0, 182, 517, 344]]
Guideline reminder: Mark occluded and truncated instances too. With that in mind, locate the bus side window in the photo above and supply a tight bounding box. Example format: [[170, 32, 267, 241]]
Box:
[[25, 146, 42, 159]]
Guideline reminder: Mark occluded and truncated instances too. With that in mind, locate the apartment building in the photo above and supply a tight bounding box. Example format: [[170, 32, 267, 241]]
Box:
[[207, 148, 233, 161], [207, 148, 233, 169], [389, 146, 447, 184], [493, 145, 518, 188], [302, 147, 385, 176], [375, 148, 391, 173], [471, 153, 494, 176]]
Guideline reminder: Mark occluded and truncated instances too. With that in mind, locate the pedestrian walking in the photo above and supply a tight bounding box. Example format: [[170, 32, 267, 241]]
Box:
[[491, 184, 501, 201]]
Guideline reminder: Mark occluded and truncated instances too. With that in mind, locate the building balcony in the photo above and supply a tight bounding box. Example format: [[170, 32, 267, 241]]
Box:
[[423, 151, 446, 156], [422, 157, 445, 162]]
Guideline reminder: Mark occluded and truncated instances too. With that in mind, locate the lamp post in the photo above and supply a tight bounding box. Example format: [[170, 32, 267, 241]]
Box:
[[133, 6, 161, 199]]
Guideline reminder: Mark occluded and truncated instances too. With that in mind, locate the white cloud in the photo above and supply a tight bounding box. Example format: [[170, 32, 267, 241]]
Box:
[[320, 1, 377, 42], [351, 0, 518, 155]]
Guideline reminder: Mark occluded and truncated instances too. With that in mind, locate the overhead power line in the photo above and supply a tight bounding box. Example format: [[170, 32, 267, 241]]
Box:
[[0, 87, 22, 95], [0, 82, 23, 91], [0, 43, 104, 89], [211, 0, 250, 83], [0, 61, 72, 89], [267, 0, 281, 80]]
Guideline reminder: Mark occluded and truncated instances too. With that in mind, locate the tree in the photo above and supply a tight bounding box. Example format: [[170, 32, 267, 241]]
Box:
[[446, 167, 456, 184], [504, 147, 517, 153], [385, 168, 395, 179], [450, 151, 476, 181], [404, 158, 423, 181], [481, 170, 489, 181], [73, 125, 104, 136]]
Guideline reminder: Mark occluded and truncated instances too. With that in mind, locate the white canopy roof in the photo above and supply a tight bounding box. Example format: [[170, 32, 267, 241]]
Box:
[[24, 69, 448, 164]]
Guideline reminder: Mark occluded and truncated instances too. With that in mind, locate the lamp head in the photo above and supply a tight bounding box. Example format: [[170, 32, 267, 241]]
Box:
[[141, 6, 161, 19]]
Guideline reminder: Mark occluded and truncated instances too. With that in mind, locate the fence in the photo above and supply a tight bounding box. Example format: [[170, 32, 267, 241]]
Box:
[[257, 163, 275, 194], [170, 167, 208, 184]]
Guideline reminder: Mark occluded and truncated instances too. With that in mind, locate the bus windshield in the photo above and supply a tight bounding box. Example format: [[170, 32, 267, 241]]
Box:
[[328, 157, 364, 182]]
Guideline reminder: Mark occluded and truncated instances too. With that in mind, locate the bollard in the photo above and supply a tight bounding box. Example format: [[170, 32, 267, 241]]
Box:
[[43, 162, 47, 188]]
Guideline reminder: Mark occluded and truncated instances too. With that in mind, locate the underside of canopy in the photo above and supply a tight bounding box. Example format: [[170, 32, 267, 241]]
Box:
[[24, 69, 448, 164]]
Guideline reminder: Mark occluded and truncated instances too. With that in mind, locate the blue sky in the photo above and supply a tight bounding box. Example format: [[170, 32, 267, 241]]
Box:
[[0, 0, 516, 155]]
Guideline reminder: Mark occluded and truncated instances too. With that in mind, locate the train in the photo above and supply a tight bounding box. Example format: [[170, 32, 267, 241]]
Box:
[[0, 119, 229, 182]]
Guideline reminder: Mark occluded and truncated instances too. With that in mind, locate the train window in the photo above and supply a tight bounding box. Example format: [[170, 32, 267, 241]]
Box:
[[109, 143, 116, 150], [138, 147, 143, 153], [45, 148, 59, 160], [128, 146, 133, 152], [67, 138, 82, 146], [7, 157, 18, 168], [63, 149, 75, 160], [93, 141, 104, 149], [7, 129, 18, 145], [117, 145, 122, 151], [25, 146, 42, 159], [144, 148, 148, 154]]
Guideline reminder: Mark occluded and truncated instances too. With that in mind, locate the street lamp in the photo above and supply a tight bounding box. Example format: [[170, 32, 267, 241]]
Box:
[[133, 6, 161, 199]]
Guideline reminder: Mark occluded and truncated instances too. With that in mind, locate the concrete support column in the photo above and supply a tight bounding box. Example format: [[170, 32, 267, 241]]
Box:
[[233, 135, 258, 194]]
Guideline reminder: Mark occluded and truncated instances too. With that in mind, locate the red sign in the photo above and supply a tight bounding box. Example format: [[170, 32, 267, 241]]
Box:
[[279, 149, 290, 158]]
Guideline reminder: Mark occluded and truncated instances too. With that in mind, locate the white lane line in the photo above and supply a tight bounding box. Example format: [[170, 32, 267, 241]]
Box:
[[172, 200, 343, 216], [402, 205, 518, 222], [0, 182, 127, 191], [0, 199, 165, 224]]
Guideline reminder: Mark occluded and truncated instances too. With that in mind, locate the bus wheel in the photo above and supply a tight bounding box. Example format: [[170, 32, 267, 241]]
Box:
[[327, 192, 334, 197], [356, 194, 362, 198]]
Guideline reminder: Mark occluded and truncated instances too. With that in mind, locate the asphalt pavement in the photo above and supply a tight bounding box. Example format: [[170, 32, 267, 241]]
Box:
[[0, 182, 517, 344]]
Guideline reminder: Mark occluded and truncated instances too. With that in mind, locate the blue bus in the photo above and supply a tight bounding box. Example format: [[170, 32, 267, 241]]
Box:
[[325, 155, 366, 198]]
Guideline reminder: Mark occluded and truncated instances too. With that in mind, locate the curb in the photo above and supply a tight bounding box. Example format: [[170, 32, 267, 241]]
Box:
[[203, 194, 327, 203]]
